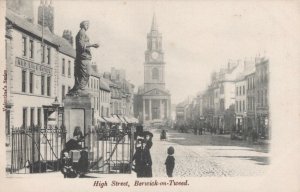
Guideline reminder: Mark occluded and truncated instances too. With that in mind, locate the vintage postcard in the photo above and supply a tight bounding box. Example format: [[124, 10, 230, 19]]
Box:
[[1, 0, 300, 192]]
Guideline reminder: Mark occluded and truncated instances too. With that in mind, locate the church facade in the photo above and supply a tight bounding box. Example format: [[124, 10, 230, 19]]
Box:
[[134, 14, 171, 123]]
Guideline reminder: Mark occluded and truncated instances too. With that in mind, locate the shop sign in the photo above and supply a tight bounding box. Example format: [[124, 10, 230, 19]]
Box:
[[15, 57, 52, 75]]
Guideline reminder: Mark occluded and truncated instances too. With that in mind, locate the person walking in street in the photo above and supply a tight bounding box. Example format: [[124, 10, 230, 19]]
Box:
[[209, 123, 213, 135], [193, 124, 197, 135], [198, 121, 203, 135], [165, 146, 175, 177]]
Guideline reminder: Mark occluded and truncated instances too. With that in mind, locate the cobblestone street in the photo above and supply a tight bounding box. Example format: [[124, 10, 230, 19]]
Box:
[[150, 128, 269, 177]]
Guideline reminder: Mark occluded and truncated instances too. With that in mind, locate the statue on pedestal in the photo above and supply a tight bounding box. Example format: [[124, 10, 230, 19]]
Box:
[[68, 20, 99, 96]]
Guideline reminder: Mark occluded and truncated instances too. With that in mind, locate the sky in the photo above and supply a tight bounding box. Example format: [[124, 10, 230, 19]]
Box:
[[31, 0, 296, 104]]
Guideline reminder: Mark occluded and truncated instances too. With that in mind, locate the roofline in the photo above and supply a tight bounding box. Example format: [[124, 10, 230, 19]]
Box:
[[58, 48, 76, 58], [8, 19, 58, 48], [6, 11, 76, 58], [100, 88, 110, 92], [143, 87, 170, 94]]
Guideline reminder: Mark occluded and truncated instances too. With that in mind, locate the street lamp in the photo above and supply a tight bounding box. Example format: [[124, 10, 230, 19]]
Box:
[[52, 97, 60, 108]]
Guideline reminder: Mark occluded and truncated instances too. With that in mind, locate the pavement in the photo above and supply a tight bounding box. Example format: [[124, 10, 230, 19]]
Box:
[[6, 128, 270, 178]]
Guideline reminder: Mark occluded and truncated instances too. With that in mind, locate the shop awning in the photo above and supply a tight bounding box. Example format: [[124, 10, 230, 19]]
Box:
[[115, 115, 127, 124], [123, 116, 139, 124], [95, 115, 107, 123], [112, 115, 122, 123], [102, 116, 112, 123], [103, 116, 120, 123]]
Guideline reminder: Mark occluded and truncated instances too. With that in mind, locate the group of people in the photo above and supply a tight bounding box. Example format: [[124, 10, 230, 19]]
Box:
[[61, 126, 88, 178], [176, 121, 220, 135], [132, 129, 175, 178]]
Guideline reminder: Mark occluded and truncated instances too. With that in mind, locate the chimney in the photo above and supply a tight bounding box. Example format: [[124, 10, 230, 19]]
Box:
[[103, 72, 111, 80], [227, 59, 232, 70], [111, 67, 117, 80], [7, 0, 34, 23], [255, 54, 261, 64], [236, 59, 242, 71], [120, 69, 126, 80], [38, 0, 54, 33], [62, 30, 74, 46]]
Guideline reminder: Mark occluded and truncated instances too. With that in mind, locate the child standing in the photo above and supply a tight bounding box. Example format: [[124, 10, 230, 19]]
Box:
[[165, 146, 175, 177]]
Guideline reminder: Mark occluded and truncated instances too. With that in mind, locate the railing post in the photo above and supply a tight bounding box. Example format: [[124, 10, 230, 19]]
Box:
[[31, 127, 35, 173], [10, 127, 14, 174], [130, 124, 134, 173]]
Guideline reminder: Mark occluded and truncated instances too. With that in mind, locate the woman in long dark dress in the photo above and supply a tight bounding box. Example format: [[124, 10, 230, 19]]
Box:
[[132, 138, 145, 177], [143, 134, 153, 177]]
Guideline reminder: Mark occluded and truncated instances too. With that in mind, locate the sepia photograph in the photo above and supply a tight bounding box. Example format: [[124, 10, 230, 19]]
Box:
[[1, 0, 300, 191]]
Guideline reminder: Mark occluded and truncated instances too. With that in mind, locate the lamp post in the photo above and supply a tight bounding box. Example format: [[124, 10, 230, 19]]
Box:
[[52, 97, 60, 108], [51, 97, 60, 130], [243, 111, 247, 132]]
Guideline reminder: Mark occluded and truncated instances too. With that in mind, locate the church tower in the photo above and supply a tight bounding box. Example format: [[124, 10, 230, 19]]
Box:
[[134, 13, 171, 123], [144, 14, 165, 92]]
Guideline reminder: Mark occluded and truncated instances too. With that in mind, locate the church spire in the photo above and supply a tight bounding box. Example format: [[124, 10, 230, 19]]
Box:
[[151, 13, 158, 32]]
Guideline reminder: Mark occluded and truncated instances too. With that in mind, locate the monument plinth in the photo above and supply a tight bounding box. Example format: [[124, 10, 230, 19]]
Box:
[[63, 95, 93, 149]]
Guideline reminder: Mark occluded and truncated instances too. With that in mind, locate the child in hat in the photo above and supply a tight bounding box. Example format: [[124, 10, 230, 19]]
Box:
[[165, 146, 175, 177]]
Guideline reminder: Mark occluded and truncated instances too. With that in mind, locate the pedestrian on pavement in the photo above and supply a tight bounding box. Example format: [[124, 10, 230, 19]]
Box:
[[77, 150, 89, 177], [143, 133, 153, 177], [132, 138, 145, 177], [208, 123, 213, 135], [193, 124, 197, 135], [165, 146, 175, 177]]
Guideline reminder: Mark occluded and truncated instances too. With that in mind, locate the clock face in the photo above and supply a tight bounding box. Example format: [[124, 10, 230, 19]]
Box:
[[151, 52, 159, 60]]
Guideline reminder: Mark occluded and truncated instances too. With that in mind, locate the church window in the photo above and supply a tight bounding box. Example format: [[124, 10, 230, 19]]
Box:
[[148, 40, 151, 49], [152, 68, 159, 80], [152, 39, 156, 50]]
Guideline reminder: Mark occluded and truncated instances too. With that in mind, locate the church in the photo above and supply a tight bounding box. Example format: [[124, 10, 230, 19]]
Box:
[[134, 14, 172, 124]]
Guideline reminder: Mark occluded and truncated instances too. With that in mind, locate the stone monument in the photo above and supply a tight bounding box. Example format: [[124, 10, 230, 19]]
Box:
[[63, 20, 99, 148]]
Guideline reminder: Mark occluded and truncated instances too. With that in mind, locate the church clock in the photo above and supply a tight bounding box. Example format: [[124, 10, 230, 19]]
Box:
[[151, 51, 159, 60]]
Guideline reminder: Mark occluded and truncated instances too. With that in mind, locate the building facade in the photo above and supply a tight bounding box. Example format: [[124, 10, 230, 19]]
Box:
[[87, 67, 101, 124], [99, 78, 111, 117], [210, 61, 243, 133], [177, 56, 270, 140], [102, 69, 134, 117], [255, 57, 269, 139], [175, 102, 186, 126], [5, 4, 75, 137], [235, 74, 247, 132]]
